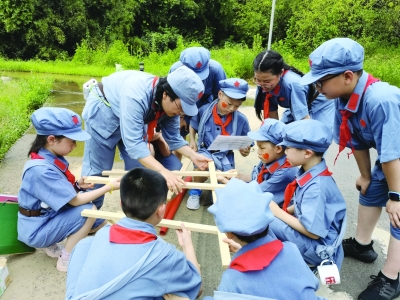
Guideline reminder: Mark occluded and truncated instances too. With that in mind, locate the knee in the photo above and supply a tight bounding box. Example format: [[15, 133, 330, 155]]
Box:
[[91, 204, 98, 211]]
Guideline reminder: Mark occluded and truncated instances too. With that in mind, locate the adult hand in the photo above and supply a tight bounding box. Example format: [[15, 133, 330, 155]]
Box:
[[159, 169, 186, 194], [239, 146, 251, 157], [355, 175, 371, 195], [222, 237, 241, 253], [190, 153, 212, 170], [386, 200, 400, 228], [176, 223, 193, 249], [189, 140, 198, 152]]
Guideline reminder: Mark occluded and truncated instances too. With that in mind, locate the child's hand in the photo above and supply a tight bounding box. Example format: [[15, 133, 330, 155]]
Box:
[[239, 146, 251, 157], [222, 237, 241, 253], [216, 169, 236, 184], [355, 175, 371, 195], [77, 176, 94, 189], [175, 223, 193, 249], [108, 177, 121, 190]]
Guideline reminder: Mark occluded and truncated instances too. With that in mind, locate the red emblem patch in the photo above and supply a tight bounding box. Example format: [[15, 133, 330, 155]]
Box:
[[196, 61, 202, 68], [234, 81, 240, 88], [198, 91, 204, 99], [278, 97, 285, 101], [72, 115, 79, 125], [360, 119, 366, 128], [308, 58, 312, 67]]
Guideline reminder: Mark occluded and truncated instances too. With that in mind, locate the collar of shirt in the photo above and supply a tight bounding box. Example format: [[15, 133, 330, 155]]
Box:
[[232, 234, 275, 261], [116, 217, 158, 236], [340, 71, 369, 113], [37, 148, 69, 172], [295, 159, 329, 188], [265, 155, 288, 173]]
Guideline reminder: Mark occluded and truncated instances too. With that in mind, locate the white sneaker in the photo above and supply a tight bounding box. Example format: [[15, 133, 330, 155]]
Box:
[[186, 194, 200, 210], [56, 256, 69, 272], [40, 244, 64, 258]]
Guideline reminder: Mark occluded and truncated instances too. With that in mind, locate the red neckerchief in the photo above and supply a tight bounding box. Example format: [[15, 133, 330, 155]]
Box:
[[263, 70, 289, 119], [282, 168, 332, 213], [146, 77, 165, 142], [257, 159, 291, 183], [30, 152, 75, 186], [212, 104, 232, 135], [229, 240, 283, 272], [109, 224, 157, 244], [334, 74, 380, 164]]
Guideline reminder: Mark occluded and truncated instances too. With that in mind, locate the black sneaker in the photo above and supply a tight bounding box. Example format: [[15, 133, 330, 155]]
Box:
[[343, 237, 378, 263], [358, 273, 400, 300]]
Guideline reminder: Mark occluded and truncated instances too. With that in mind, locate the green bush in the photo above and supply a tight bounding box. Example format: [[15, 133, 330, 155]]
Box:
[[0, 76, 53, 161]]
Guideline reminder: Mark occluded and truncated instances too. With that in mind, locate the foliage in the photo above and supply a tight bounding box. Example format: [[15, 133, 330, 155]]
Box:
[[284, 0, 400, 56], [0, 76, 53, 161]]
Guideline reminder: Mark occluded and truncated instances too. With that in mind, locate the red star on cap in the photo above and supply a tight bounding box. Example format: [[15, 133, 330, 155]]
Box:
[[234, 81, 240, 88], [198, 91, 204, 99], [72, 115, 79, 125], [308, 58, 312, 67], [196, 61, 202, 68]]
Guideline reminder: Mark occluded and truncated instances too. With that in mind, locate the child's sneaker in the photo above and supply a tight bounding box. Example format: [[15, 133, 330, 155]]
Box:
[[187, 189, 201, 210], [40, 244, 64, 258], [343, 237, 378, 263], [56, 256, 69, 272], [358, 272, 400, 300]]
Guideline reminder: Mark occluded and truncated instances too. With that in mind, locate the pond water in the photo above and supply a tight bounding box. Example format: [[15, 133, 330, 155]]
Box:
[[1, 71, 256, 159]]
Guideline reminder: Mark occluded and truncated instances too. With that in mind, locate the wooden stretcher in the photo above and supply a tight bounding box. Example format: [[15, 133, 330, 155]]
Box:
[[82, 161, 232, 268]]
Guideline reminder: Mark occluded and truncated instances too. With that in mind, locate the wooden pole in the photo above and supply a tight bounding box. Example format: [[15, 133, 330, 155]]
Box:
[[208, 161, 231, 269], [84, 176, 225, 190], [81, 209, 219, 234]]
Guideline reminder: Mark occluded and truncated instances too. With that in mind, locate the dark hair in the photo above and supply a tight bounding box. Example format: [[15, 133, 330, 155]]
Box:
[[233, 225, 269, 244], [354, 70, 363, 76], [253, 50, 318, 121], [221, 91, 246, 102], [120, 167, 168, 220], [28, 134, 64, 156], [314, 151, 325, 157], [154, 77, 179, 110]]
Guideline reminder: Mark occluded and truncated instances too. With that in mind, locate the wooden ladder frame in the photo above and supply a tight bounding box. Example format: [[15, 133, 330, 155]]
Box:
[[82, 161, 235, 268]]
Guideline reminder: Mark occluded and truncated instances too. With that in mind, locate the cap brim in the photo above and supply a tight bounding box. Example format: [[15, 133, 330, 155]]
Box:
[[181, 101, 198, 117], [64, 130, 91, 141], [247, 131, 269, 141], [299, 70, 331, 86], [195, 66, 209, 81]]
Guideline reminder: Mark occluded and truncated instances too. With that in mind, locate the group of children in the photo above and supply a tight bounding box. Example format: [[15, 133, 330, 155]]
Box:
[[16, 37, 400, 300]]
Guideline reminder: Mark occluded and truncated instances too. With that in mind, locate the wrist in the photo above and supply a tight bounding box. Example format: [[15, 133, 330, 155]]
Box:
[[388, 191, 400, 201], [106, 182, 114, 194], [74, 181, 85, 192]]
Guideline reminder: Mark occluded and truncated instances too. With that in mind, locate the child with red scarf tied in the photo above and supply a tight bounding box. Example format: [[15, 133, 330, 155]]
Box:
[[187, 78, 251, 210], [300, 38, 400, 300], [206, 178, 324, 299], [217, 119, 298, 207], [17, 107, 121, 272], [66, 168, 201, 299]]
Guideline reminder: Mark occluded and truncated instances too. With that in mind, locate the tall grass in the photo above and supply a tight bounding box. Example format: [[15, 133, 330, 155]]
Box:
[[0, 76, 53, 161], [1, 39, 399, 86]]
